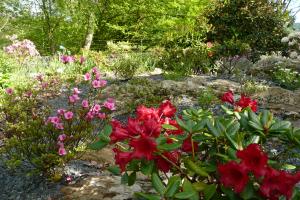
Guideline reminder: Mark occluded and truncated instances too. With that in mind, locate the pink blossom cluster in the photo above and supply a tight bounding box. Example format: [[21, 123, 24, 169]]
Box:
[[4, 39, 39, 57], [84, 67, 108, 89], [60, 55, 85, 65], [57, 134, 67, 156]]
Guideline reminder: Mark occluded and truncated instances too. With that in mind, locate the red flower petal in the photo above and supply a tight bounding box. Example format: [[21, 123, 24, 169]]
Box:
[[144, 118, 162, 138], [181, 136, 198, 153], [218, 161, 249, 193], [136, 105, 159, 121], [110, 120, 130, 143], [113, 148, 132, 172], [155, 151, 180, 172], [130, 134, 157, 160], [236, 144, 268, 178], [158, 100, 176, 118], [260, 167, 300, 200], [221, 90, 234, 105]]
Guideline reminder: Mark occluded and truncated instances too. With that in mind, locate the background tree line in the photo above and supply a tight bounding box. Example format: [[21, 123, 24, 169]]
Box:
[[0, 0, 299, 56]]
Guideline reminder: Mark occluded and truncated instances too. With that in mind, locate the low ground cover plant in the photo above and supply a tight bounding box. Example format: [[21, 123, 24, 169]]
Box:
[[91, 91, 300, 200], [0, 67, 115, 178]]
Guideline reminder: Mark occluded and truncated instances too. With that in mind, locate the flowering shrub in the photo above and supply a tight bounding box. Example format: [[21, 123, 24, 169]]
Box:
[[0, 67, 115, 177], [3, 35, 39, 63], [91, 93, 300, 199]]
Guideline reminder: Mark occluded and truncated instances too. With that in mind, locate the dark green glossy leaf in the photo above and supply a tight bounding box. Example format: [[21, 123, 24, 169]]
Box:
[[174, 191, 195, 199], [226, 122, 240, 137], [164, 176, 181, 197], [206, 120, 220, 137], [185, 159, 209, 177], [107, 165, 121, 175], [121, 172, 129, 184], [128, 171, 136, 186], [176, 116, 190, 132], [141, 160, 154, 175], [203, 184, 216, 200], [269, 121, 291, 133], [134, 192, 161, 200], [88, 140, 108, 150], [151, 173, 165, 195], [158, 142, 182, 151]]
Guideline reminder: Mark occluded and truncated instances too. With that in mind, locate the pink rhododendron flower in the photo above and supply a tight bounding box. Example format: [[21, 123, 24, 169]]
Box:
[[92, 67, 99, 74], [69, 94, 80, 103], [85, 111, 94, 121], [82, 99, 89, 108], [24, 91, 32, 98], [93, 104, 101, 112], [58, 134, 67, 142], [58, 147, 67, 156], [5, 88, 13, 95], [41, 82, 48, 89], [95, 72, 101, 80], [92, 80, 101, 88], [48, 116, 61, 124], [57, 109, 66, 115], [103, 99, 116, 111], [64, 111, 74, 120], [61, 55, 75, 64], [73, 87, 81, 95], [97, 113, 106, 119], [57, 141, 64, 148], [84, 73, 91, 81], [99, 80, 107, 87], [55, 123, 64, 130]]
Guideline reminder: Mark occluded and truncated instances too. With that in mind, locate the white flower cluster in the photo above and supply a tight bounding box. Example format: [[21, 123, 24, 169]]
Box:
[[281, 31, 300, 59]]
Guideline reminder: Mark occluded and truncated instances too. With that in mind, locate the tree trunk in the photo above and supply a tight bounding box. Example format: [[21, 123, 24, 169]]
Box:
[[83, 13, 95, 50]]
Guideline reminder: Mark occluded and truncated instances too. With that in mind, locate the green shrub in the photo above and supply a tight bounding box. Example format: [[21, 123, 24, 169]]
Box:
[[158, 44, 214, 75], [272, 66, 300, 90], [112, 54, 142, 79], [198, 87, 219, 109]]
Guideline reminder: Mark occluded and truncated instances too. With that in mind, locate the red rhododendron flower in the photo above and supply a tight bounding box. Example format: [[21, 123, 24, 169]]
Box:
[[237, 144, 268, 177], [155, 151, 180, 172], [259, 168, 300, 200], [130, 134, 157, 160], [127, 117, 143, 136], [110, 120, 130, 143], [221, 90, 234, 105], [181, 136, 198, 153], [218, 161, 249, 193], [236, 95, 257, 112], [144, 118, 161, 138], [136, 105, 159, 121], [158, 100, 176, 117], [113, 148, 132, 172]]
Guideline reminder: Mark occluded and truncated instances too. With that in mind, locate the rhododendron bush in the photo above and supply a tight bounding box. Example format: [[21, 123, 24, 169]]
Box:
[[91, 93, 300, 199], [0, 67, 114, 177]]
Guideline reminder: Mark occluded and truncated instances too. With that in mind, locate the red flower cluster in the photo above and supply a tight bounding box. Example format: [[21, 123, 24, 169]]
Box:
[[221, 90, 258, 112], [218, 144, 300, 199], [110, 100, 190, 172]]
